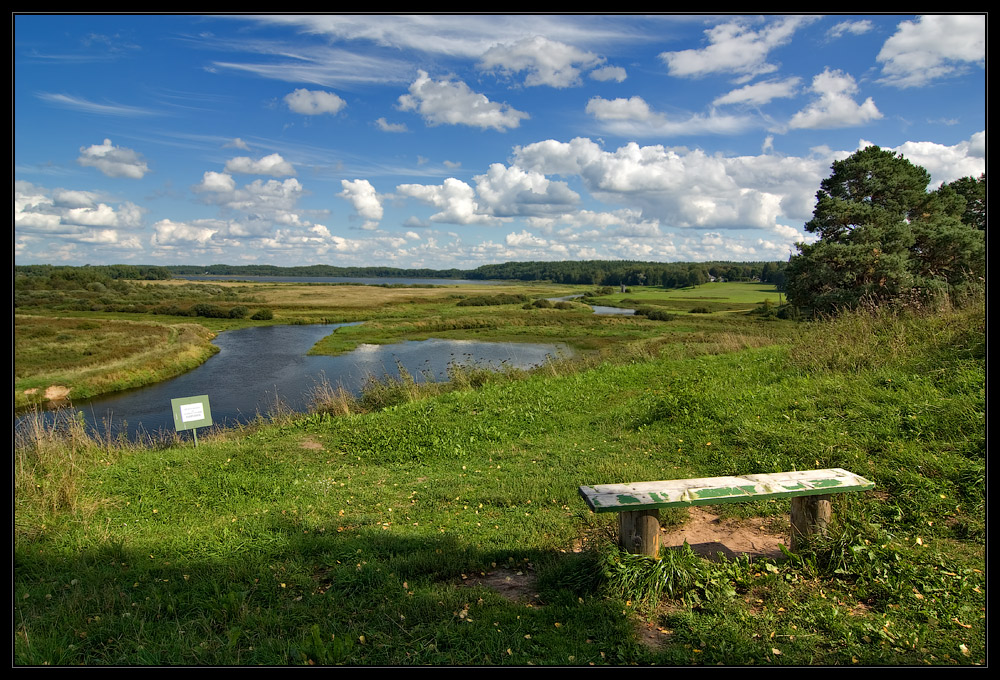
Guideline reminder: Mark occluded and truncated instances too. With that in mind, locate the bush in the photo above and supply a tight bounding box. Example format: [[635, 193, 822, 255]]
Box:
[[689, 306, 711, 314], [251, 308, 274, 320], [228, 305, 249, 319], [643, 308, 674, 321], [190, 303, 228, 318], [456, 293, 530, 307]]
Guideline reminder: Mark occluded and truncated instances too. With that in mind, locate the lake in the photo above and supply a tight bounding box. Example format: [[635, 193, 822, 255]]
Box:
[[19, 324, 568, 440]]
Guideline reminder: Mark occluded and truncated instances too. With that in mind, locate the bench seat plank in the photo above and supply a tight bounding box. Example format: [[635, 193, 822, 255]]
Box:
[[579, 468, 873, 513]]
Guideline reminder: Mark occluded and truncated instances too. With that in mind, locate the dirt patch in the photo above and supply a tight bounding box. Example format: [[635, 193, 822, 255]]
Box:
[[299, 437, 324, 451], [43, 385, 71, 401], [660, 507, 787, 561], [461, 568, 540, 604]]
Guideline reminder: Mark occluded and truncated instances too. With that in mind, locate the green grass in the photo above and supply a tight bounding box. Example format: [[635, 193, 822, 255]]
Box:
[[13, 298, 984, 666]]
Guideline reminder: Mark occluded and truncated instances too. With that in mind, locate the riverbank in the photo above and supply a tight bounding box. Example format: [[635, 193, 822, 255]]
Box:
[[13, 301, 985, 665], [14, 316, 219, 410]]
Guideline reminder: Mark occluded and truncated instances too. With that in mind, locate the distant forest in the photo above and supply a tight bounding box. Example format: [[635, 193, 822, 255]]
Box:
[[165, 260, 788, 288], [15, 260, 788, 290]]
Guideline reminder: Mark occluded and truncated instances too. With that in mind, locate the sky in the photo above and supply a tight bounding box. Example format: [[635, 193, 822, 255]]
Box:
[[14, 14, 986, 269]]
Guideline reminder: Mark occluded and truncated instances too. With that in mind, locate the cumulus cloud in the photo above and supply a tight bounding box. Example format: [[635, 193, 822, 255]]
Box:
[[713, 77, 801, 106], [472, 163, 580, 217], [224, 137, 252, 150], [196, 171, 237, 193], [513, 136, 828, 229], [397, 70, 529, 131], [224, 153, 296, 177], [788, 69, 882, 130], [877, 15, 985, 89], [339, 179, 383, 230], [151, 218, 219, 246], [15, 181, 144, 231], [478, 36, 604, 88], [14, 181, 146, 254], [659, 16, 816, 80], [284, 88, 348, 115], [77, 138, 149, 179], [864, 130, 986, 186], [396, 177, 500, 225], [589, 65, 627, 82], [586, 96, 753, 136]]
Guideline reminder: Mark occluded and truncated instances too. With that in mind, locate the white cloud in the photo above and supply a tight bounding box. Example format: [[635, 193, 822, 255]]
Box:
[[478, 36, 604, 88], [151, 218, 219, 246], [589, 65, 627, 82], [513, 137, 830, 229], [284, 88, 348, 115], [586, 96, 753, 136], [659, 16, 816, 80], [877, 15, 985, 88], [788, 69, 882, 130], [505, 230, 549, 248], [472, 163, 580, 217], [866, 130, 986, 186], [38, 93, 155, 117], [713, 77, 801, 106], [826, 20, 873, 40], [397, 178, 501, 225], [375, 117, 408, 132], [397, 70, 529, 131], [196, 171, 237, 193], [224, 153, 296, 177], [15, 181, 145, 237], [77, 138, 149, 179], [224, 137, 252, 150], [339, 179, 383, 230]]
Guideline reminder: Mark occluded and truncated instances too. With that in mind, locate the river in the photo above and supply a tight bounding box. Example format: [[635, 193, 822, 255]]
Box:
[[17, 324, 567, 441]]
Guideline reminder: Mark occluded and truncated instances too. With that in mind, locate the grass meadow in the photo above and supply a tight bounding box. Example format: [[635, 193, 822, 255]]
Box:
[[13, 282, 985, 666]]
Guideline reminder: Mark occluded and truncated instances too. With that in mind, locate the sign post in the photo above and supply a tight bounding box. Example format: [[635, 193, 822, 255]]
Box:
[[170, 395, 213, 446]]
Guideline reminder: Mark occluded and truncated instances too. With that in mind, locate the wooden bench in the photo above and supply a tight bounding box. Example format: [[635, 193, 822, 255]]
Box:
[[578, 468, 874, 556]]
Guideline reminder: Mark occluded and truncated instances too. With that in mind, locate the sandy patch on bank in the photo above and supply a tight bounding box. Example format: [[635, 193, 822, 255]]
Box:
[[28, 385, 71, 401]]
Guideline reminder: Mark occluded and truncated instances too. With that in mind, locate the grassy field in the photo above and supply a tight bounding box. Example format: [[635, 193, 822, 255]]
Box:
[[13, 293, 985, 666]]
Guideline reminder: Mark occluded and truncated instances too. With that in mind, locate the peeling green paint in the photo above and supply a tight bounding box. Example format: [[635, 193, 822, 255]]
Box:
[[616, 494, 641, 505], [694, 485, 757, 499]]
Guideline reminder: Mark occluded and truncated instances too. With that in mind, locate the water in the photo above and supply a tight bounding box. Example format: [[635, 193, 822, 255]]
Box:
[[547, 295, 636, 316], [19, 324, 567, 440]]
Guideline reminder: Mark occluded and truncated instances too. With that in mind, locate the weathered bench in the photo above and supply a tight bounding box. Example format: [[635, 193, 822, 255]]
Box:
[[578, 468, 874, 556]]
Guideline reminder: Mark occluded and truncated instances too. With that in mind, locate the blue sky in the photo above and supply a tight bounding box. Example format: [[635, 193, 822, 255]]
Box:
[[14, 14, 985, 269]]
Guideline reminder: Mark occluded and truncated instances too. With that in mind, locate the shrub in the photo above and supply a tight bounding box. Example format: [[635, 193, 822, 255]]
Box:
[[251, 308, 274, 320], [228, 305, 250, 319], [457, 293, 530, 307], [689, 306, 711, 314], [643, 308, 675, 321]]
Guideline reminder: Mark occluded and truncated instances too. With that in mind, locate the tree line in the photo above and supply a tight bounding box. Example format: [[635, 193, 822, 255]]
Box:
[[161, 260, 787, 288]]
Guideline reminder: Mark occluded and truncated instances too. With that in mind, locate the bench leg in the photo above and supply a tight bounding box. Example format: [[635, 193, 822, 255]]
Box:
[[619, 509, 660, 557], [790, 494, 832, 550]]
